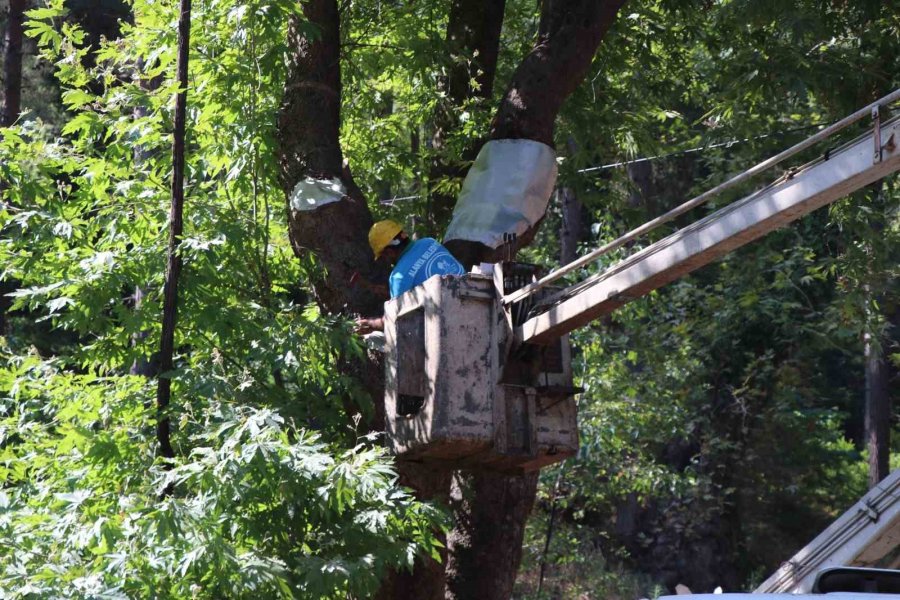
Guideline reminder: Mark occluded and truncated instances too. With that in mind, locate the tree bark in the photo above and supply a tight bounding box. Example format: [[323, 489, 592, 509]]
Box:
[[445, 0, 628, 267], [129, 60, 161, 378], [442, 4, 627, 595], [66, 0, 129, 52], [278, 0, 383, 318], [863, 179, 893, 489], [130, 286, 158, 377], [864, 287, 894, 489], [0, 0, 23, 330], [278, 4, 448, 597], [2, 0, 26, 127], [559, 186, 586, 266], [374, 467, 452, 600], [865, 327, 890, 488], [446, 471, 538, 599], [156, 0, 192, 467], [277, 0, 390, 429], [278, 1, 628, 597], [427, 0, 506, 232], [490, 0, 627, 145]]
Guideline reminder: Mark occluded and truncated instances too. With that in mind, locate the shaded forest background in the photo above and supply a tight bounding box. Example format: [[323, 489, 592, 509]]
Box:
[[0, 0, 899, 598]]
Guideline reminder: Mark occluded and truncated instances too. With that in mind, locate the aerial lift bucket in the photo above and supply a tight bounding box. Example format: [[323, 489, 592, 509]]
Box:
[[383, 263, 580, 473]]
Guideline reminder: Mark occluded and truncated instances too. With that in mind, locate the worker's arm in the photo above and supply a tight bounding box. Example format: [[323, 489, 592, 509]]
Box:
[[354, 316, 384, 334], [356, 278, 389, 299], [349, 271, 390, 299]]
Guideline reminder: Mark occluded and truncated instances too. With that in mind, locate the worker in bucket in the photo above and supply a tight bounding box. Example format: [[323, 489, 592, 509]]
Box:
[[355, 219, 465, 334]]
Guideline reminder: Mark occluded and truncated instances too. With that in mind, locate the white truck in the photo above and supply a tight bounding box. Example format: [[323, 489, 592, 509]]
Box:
[[660, 567, 900, 599], [659, 467, 900, 599]]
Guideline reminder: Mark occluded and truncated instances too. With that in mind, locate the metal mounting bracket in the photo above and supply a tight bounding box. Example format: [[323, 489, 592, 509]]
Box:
[[860, 498, 880, 523]]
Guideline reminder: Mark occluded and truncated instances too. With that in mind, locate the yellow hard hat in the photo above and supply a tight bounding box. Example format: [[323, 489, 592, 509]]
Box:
[[368, 220, 404, 259]]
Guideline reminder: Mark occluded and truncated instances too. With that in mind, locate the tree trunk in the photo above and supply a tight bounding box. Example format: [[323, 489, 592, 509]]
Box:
[[443, 3, 627, 595], [1, 0, 26, 334], [863, 179, 893, 489], [0, 0, 22, 330], [445, 0, 628, 267], [278, 1, 628, 597], [427, 0, 506, 232], [277, 0, 383, 318], [374, 467, 452, 600], [278, 4, 449, 597], [865, 327, 890, 487], [2, 0, 26, 127], [156, 0, 192, 468], [277, 0, 390, 429], [130, 286, 158, 376], [559, 186, 586, 265], [130, 60, 161, 378], [865, 287, 895, 489], [446, 471, 539, 599]]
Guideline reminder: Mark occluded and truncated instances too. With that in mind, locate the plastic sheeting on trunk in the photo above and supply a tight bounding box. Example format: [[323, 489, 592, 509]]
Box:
[[288, 176, 346, 212], [443, 139, 557, 249]]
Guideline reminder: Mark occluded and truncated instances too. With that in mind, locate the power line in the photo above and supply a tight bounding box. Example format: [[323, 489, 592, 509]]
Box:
[[576, 122, 833, 174], [375, 122, 837, 204], [378, 194, 420, 206]]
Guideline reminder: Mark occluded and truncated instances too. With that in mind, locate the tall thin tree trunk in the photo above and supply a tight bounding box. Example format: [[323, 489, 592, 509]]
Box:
[[864, 282, 892, 488], [427, 0, 506, 232], [865, 325, 890, 487], [2, 0, 26, 127], [0, 0, 27, 335], [130, 286, 157, 376], [130, 61, 161, 378], [863, 180, 892, 489], [156, 0, 192, 467], [537, 473, 563, 596], [560, 137, 587, 266], [559, 186, 584, 266]]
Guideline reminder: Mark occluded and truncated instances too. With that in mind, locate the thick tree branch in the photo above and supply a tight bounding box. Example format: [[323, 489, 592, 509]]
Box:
[[446, 0, 628, 268], [428, 0, 506, 232], [490, 0, 628, 145]]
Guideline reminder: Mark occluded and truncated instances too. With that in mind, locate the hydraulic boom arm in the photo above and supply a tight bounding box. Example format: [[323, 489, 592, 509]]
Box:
[[514, 107, 900, 346]]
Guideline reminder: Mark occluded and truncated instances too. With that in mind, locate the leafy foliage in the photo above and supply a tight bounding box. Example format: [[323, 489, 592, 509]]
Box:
[[0, 352, 442, 598], [2, 0, 899, 597], [516, 0, 899, 595], [0, 0, 444, 596]]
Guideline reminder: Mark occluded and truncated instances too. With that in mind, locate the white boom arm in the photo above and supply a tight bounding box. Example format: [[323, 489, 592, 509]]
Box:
[[755, 468, 900, 593], [516, 113, 900, 345]]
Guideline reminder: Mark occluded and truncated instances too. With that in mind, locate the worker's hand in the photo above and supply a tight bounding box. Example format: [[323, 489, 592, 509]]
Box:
[[354, 316, 383, 335]]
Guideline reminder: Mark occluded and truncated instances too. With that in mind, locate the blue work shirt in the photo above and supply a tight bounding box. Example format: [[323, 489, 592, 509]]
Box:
[[389, 238, 465, 298]]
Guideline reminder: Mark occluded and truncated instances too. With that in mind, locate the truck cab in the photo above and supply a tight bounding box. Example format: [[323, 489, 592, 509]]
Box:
[[660, 568, 900, 600]]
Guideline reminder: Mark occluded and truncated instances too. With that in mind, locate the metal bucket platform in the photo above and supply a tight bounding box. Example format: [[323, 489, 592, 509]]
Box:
[[383, 270, 579, 473]]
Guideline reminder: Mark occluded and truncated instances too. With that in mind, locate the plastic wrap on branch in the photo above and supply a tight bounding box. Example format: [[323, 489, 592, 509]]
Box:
[[288, 176, 346, 212], [444, 139, 558, 249]]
